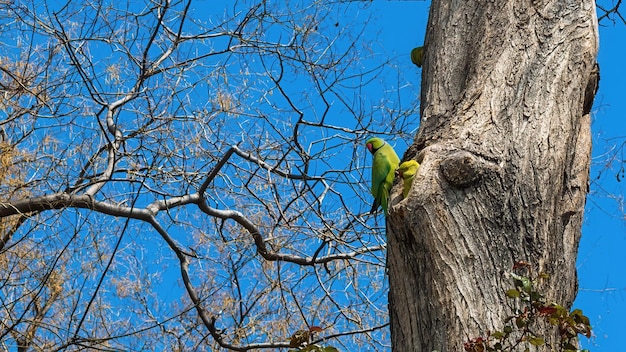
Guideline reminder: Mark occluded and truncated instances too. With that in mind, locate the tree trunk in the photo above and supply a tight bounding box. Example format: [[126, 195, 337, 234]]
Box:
[[388, 0, 598, 350]]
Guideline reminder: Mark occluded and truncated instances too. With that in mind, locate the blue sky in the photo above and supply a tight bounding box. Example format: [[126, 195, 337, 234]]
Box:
[[369, 1, 626, 350], [577, 15, 626, 350]]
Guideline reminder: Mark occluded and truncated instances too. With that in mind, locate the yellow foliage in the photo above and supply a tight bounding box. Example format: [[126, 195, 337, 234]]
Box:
[[0, 140, 30, 240]]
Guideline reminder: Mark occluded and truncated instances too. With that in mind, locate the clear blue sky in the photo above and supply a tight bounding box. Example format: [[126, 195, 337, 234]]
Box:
[[576, 15, 626, 351], [370, 2, 626, 350]]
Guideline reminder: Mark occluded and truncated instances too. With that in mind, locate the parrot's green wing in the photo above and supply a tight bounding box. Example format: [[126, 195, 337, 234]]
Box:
[[370, 153, 393, 213], [370, 143, 400, 215]]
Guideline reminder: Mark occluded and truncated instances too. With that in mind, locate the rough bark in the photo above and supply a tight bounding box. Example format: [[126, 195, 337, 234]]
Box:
[[388, 0, 598, 350]]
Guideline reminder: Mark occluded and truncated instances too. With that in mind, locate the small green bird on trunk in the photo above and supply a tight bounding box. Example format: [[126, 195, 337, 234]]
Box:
[[397, 160, 420, 198], [365, 137, 400, 215]]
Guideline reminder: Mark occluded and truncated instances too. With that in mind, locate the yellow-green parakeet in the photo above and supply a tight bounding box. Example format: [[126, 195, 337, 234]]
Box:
[[366, 137, 400, 215], [411, 46, 424, 68], [397, 160, 420, 198]]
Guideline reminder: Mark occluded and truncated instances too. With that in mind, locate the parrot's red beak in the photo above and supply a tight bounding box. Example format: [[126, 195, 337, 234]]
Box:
[[366, 143, 373, 154]]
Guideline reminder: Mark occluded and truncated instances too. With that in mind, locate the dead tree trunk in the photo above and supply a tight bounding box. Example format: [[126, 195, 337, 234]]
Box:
[[388, 0, 598, 350]]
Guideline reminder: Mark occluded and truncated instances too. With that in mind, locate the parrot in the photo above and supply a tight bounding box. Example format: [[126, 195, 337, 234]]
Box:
[[397, 160, 420, 198], [411, 46, 424, 68], [366, 137, 400, 215]]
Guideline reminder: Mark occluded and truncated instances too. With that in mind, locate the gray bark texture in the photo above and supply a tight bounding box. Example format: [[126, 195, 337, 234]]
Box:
[[387, 0, 599, 350]]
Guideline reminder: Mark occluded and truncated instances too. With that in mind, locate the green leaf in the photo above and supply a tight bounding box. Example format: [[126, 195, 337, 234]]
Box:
[[547, 317, 559, 326], [555, 305, 569, 318], [510, 273, 532, 293], [491, 331, 504, 339], [570, 308, 583, 319], [530, 290, 544, 302], [528, 336, 545, 346], [505, 289, 520, 298], [570, 308, 591, 326]]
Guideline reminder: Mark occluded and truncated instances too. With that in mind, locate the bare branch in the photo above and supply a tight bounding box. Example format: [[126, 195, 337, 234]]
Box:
[[0, 1, 413, 349]]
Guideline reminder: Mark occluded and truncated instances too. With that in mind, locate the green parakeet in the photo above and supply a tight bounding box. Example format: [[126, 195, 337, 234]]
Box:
[[397, 160, 420, 198], [366, 137, 400, 215], [411, 46, 424, 68]]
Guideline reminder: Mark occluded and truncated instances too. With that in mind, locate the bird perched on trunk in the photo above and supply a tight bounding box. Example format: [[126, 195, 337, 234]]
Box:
[[411, 46, 424, 68], [365, 137, 400, 215], [397, 160, 420, 198]]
